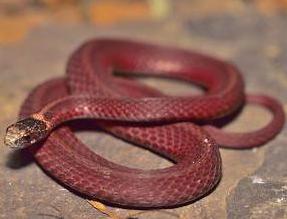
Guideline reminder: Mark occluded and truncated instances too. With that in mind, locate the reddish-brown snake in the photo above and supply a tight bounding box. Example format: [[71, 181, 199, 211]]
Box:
[[4, 39, 285, 208]]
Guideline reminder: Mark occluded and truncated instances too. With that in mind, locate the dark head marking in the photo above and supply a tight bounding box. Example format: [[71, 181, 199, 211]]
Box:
[[4, 117, 49, 149]]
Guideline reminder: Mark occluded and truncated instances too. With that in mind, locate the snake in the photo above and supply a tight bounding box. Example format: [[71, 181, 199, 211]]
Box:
[[4, 39, 285, 208]]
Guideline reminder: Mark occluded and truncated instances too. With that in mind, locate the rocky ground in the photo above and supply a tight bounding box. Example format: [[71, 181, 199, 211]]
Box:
[[0, 1, 286, 218]]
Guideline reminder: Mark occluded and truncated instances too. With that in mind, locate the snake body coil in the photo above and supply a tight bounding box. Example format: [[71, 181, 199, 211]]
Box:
[[5, 39, 285, 207]]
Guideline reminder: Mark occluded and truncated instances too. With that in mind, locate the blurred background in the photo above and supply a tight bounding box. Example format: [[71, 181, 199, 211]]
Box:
[[1, 0, 287, 44], [1, 1, 287, 219]]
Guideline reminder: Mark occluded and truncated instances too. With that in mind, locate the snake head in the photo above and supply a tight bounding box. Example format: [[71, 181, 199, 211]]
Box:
[[4, 117, 48, 149]]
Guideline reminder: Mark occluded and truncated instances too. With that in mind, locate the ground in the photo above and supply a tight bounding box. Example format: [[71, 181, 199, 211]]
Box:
[[0, 1, 286, 219]]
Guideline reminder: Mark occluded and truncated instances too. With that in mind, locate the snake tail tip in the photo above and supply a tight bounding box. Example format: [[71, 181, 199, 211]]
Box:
[[4, 117, 49, 149]]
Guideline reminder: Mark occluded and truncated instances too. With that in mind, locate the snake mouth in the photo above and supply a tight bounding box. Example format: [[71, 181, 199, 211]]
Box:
[[4, 117, 48, 149], [4, 124, 27, 148]]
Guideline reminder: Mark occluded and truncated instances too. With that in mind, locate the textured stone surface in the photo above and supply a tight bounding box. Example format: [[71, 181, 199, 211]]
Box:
[[0, 8, 286, 219]]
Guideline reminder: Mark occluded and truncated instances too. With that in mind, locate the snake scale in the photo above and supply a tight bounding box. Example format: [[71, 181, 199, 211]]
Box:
[[4, 39, 285, 208]]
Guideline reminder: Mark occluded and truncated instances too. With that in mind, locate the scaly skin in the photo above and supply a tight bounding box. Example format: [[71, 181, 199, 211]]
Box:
[[5, 39, 285, 208]]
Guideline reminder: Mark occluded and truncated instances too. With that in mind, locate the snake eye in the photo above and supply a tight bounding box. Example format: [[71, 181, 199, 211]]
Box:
[[23, 135, 31, 143], [23, 135, 37, 144]]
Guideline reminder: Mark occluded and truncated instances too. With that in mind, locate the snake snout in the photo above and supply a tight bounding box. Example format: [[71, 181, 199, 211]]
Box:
[[4, 125, 23, 148], [4, 117, 48, 149]]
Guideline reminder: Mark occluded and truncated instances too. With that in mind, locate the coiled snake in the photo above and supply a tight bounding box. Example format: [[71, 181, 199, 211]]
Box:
[[4, 39, 285, 208]]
